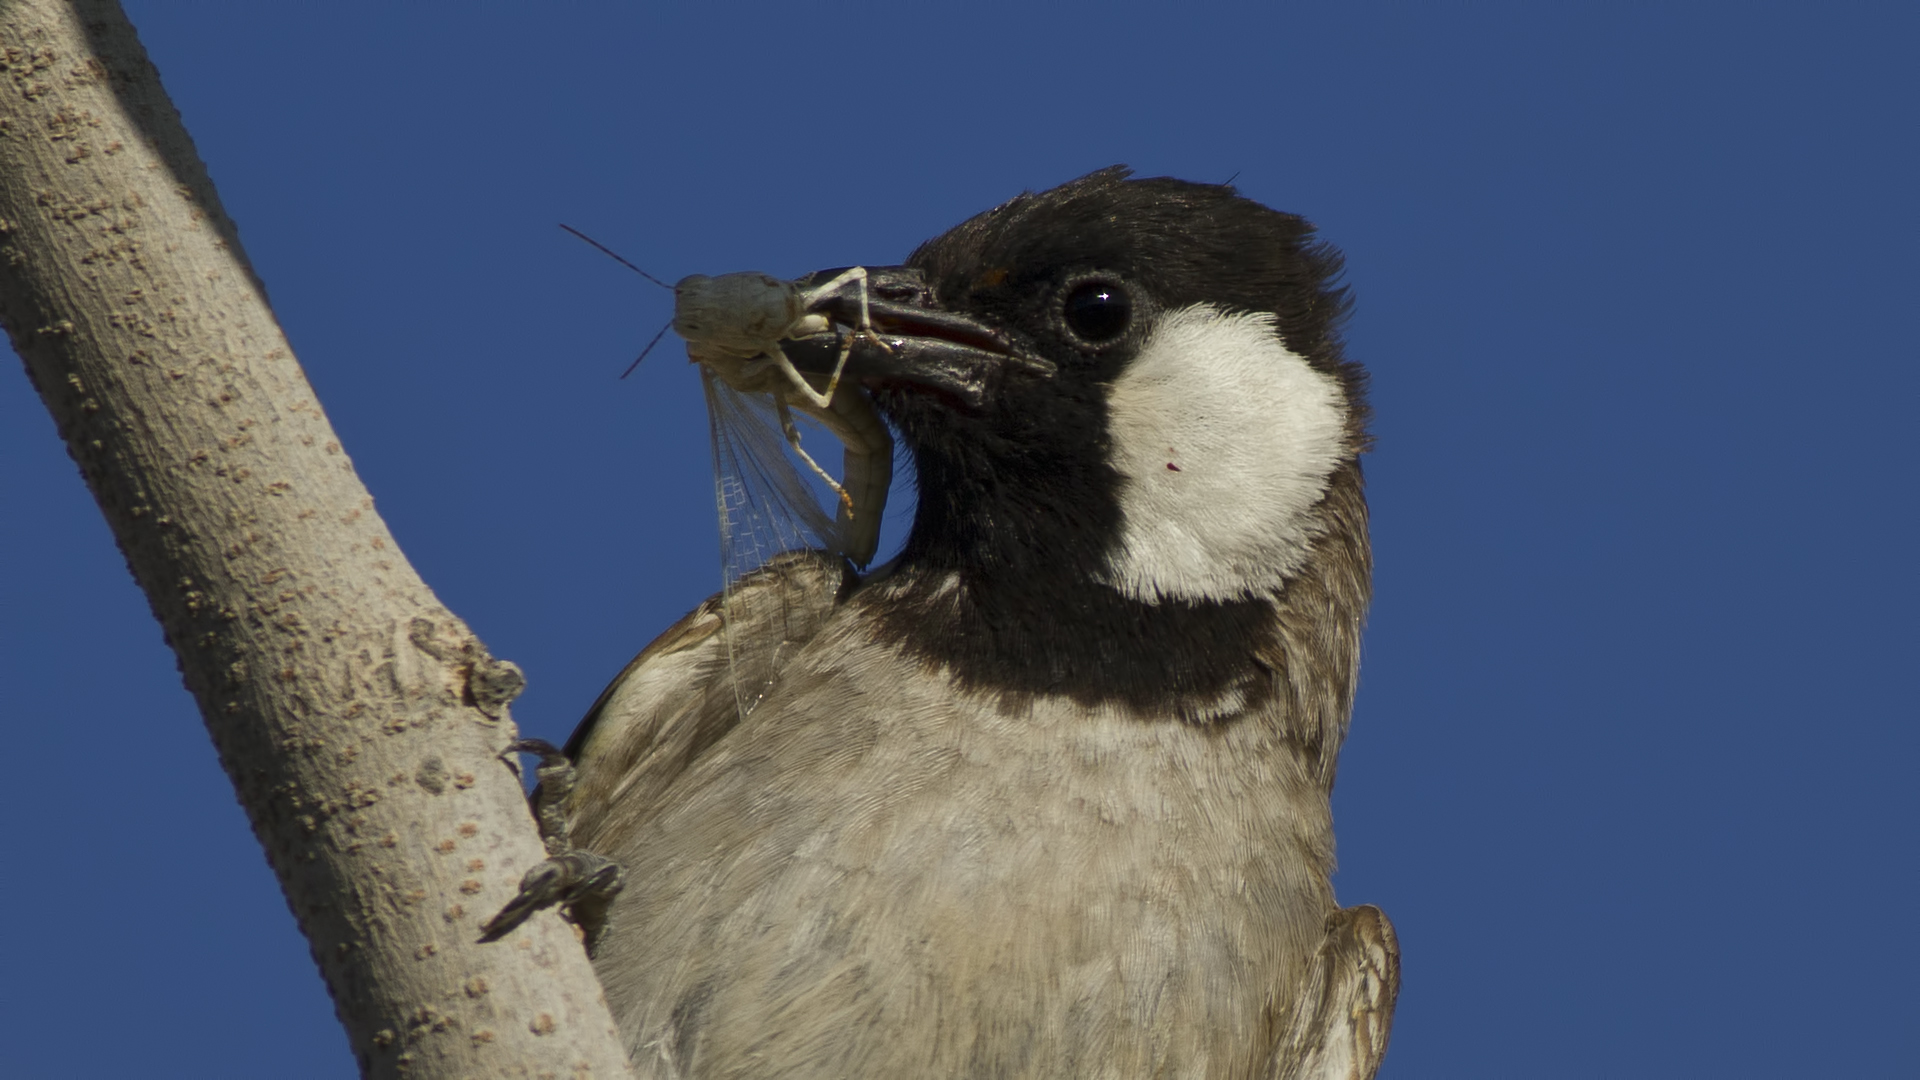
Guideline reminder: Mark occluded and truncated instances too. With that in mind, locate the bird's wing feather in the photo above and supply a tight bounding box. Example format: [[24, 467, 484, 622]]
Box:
[[564, 549, 850, 852], [1266, 904, 1401, 1080]]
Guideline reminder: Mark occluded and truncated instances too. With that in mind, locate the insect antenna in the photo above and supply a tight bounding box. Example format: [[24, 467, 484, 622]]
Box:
[[558, 223, 674, 290], [559, 223, 676, 377], [619, 319, 673, 379]]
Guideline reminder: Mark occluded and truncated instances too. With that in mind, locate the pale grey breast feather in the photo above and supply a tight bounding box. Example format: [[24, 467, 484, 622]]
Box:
[[580, 619, 1346, 1078]]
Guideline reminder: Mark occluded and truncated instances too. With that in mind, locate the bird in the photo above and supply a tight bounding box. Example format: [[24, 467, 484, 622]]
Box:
[[540, 166, 1397, 1079]]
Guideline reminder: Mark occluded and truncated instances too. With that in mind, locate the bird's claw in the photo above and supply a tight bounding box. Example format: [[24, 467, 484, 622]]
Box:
[[477, 850, 627, 949], [480, 739, 627, 951]]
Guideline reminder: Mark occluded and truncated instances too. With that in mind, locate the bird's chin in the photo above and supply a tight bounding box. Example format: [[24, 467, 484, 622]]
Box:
[[860, 374, 978, 418]]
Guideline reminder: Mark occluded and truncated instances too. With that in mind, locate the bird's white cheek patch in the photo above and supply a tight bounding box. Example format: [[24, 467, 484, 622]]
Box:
[[1102, 304, 1348, 603]]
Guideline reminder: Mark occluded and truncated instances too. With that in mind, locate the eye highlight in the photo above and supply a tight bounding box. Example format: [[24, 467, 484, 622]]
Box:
[[1059, 278, 1133, 346]]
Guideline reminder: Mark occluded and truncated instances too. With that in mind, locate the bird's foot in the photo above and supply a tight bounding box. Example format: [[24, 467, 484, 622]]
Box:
[[477, 849, 626, 950], [478, 739, 627, 952]]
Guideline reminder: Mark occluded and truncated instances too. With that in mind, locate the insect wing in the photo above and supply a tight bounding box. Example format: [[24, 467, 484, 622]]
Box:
[[702, 366, 843, 585], [701, 366, 845, 717]]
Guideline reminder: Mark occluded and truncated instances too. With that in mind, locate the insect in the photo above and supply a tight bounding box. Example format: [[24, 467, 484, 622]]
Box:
[[672, 268, 894, 571], [562, 228, 895, 713]]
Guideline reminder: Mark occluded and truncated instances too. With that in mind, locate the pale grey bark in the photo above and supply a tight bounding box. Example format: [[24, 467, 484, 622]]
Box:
[[0, 3, 635, 1077]]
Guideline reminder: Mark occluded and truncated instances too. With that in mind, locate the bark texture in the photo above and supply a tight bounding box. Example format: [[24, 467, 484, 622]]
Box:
[[0, 3, 635, 1077]]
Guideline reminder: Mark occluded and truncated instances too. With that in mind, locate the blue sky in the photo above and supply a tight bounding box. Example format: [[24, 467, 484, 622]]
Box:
[[2, 4, 1914, 1077]]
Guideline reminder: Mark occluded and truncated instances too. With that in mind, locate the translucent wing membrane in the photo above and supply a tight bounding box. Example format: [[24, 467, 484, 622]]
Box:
[[703, 366, 844, 583], [702, 366, 849, 716]]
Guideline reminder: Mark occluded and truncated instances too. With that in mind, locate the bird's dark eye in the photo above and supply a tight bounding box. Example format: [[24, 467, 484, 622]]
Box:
[[1060, 278, 1132, 346]]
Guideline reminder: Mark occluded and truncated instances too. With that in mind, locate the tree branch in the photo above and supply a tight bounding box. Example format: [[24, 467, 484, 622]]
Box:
[[0, 3, 635, 1076]]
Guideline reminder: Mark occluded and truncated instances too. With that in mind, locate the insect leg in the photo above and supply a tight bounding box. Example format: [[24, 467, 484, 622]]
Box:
[[772, 266, 888, 409], [774, 394, 855, 515], [789, 387, 893, 568], [800, 266, 874, 334]]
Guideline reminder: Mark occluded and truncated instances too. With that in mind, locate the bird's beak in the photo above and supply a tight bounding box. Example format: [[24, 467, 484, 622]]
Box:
[[779, 265, 1053, 407]]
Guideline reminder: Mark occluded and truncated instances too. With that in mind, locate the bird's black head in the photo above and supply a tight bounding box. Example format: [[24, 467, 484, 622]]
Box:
[[787, 167, 1371, 718], [906, 166, 1358, 395]]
